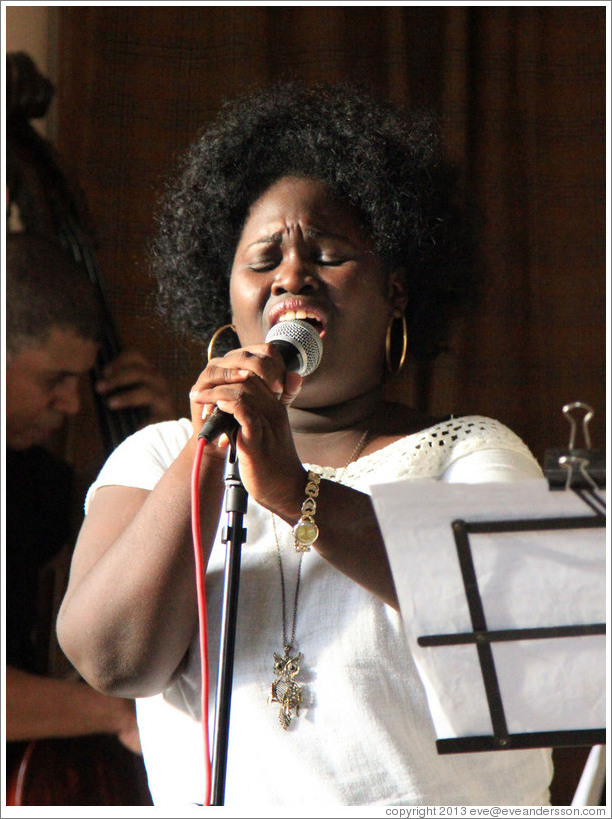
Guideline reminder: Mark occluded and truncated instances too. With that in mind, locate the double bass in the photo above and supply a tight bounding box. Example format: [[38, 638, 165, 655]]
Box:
[[6, 52, 153, 807]]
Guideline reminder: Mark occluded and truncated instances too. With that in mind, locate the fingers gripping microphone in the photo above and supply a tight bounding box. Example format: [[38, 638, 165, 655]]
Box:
[[199, 319, 323, 444]]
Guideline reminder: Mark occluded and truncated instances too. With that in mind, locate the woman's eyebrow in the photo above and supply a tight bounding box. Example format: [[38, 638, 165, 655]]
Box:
[[246, 227, 352, 249], [246, 232, 284, 249]]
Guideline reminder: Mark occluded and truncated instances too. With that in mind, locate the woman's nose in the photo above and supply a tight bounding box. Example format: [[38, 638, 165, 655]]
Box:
[[271, 252, 319, 295]]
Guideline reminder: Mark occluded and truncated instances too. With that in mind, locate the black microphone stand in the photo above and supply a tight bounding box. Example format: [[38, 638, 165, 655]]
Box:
[[210, 437, 248, 806]]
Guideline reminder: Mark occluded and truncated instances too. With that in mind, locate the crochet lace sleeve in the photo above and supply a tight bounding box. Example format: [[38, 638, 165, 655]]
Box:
[[312, 415, 541, 488]]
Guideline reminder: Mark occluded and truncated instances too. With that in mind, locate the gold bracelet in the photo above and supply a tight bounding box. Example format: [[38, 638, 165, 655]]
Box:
[[293, 471, 321, 552]]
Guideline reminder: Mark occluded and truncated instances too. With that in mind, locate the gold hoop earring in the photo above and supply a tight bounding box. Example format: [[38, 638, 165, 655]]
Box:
[[207, 323, 236, 363], [385, 314, 408, 376]]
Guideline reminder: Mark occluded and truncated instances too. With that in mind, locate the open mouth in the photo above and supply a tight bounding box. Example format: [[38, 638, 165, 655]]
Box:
[[276, 309, 326, 336]]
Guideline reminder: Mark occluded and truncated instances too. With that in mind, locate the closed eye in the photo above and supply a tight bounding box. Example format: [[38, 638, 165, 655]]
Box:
[[248, 255, 280, 272], [317, 257, 349, 266], [249, 262, 277, 272]]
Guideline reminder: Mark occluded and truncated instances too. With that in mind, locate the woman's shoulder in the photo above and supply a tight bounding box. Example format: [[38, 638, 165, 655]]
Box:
[[131, 417, 194, 449], [369, 404, 532, 453], [84, 418, 194, 512], [406, 413, 533, 454], [104, 417, 194, 467], [325, 410, 538, 485]]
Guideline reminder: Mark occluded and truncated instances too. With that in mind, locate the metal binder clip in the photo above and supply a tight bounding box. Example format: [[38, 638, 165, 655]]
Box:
[[562, 401, 593, 452], [558, 455, 598, 492], [543, 401, 605, 490]]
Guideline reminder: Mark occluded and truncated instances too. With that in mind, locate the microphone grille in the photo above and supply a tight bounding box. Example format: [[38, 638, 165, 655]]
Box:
[[265, 319, 323, 376]]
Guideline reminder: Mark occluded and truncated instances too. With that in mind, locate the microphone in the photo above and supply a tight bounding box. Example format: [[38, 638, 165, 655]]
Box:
[[199, 319, 323, 444]]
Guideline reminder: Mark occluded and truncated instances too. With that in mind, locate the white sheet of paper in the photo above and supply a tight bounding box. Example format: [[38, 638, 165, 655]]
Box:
[[368, 478, 606, 741]]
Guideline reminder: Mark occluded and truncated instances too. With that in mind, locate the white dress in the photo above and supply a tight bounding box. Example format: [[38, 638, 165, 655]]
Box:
[[85, 415, 553, 807]]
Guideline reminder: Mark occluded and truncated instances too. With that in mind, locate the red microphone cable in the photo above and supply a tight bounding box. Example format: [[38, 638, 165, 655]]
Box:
[[191, 435, 212, 806]]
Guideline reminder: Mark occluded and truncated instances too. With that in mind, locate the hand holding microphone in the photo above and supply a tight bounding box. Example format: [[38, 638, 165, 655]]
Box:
[[198, 320, 323, 445]]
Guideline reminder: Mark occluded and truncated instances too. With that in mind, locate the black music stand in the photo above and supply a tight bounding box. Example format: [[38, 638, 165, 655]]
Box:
[[418, 496, 605, 755], [370, 402, 606, 759]]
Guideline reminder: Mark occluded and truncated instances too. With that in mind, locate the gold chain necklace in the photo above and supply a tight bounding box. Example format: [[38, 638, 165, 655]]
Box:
[[269, 429, 370, 729]]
